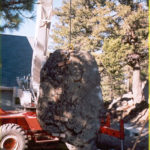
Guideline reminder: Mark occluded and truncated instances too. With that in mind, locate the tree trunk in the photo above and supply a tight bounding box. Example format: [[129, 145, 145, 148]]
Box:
[[132, 62, 143, 103]]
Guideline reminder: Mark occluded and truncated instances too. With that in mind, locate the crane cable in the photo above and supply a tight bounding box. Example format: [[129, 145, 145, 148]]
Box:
[[69, 0, 73, 50]]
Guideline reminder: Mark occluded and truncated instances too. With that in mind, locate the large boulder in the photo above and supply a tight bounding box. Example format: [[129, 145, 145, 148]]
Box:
[[36, 50, 104, 149]]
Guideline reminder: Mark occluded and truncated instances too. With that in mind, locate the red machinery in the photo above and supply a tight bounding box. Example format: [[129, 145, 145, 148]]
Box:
[[0, 108, 59, 150], [100, 113, 125, 150], [0, 108, 124, 150]]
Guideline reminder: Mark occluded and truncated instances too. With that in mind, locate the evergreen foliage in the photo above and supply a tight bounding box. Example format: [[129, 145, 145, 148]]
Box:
[[51, 0, 148, 102], [0, 0, 35, 31]]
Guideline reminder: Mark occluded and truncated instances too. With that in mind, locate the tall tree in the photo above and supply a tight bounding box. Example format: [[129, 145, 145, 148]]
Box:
[[120, 4, 148, 103], [0, 0, 35, 31], [51, 0, 148, 102]]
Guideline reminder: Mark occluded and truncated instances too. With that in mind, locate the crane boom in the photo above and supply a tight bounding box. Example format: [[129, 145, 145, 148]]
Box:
[[31, 0, 53, 97]]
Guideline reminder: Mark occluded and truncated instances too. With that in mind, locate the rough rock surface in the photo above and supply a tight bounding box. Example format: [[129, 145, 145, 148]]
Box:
[[36, 50, 104, 149]]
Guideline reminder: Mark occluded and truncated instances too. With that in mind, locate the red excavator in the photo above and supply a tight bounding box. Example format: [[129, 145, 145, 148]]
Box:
[[0, 0, 124, 150], [0, 107, 124, 150]]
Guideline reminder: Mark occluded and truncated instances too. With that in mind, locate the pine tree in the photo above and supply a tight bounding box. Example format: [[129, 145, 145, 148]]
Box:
[[51, 0, 148, 102], [0, 0, 35, 31], [120, 4, 148, 103], [99, 2, 148, 102]]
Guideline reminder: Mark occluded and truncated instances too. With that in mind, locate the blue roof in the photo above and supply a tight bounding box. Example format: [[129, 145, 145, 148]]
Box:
[[0, 34, 33, 87]]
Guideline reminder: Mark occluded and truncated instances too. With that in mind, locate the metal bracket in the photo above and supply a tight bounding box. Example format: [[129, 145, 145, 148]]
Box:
[[100, 113, 125, 150]]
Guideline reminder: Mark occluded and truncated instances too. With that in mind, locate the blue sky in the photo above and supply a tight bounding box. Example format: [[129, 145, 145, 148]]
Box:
[[2, 0, 63, 37]]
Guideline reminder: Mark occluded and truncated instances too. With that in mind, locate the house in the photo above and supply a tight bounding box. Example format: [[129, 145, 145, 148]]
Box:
[[0, 34, 33, 110]]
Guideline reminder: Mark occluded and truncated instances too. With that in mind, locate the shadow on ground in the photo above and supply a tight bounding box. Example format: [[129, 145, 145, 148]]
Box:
[[28, 141, 68, 150]]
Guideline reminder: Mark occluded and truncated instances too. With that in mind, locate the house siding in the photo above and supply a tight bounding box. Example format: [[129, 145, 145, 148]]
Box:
[[0, 34, 33, 110], [1, 34, 33, 87]]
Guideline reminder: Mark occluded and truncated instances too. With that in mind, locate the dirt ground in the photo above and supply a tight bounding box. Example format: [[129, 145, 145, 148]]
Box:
[[28, 141, 68, 150]]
